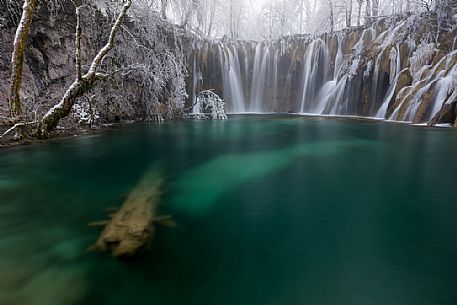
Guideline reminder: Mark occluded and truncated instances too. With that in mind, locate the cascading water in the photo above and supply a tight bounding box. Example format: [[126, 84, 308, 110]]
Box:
[[193, 14, 457, 126], [299, 39, 332, 113], [218, 44, 246, 113], [191, 52, 201, 114], [376, 44, 402, 118], [250, 43, 270, 112]]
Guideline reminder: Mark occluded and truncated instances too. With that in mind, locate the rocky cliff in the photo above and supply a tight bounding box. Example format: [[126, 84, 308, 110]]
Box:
[[0, 0, 194, 126], [1, 3, 456, 129], [192, 13, 457, 126]]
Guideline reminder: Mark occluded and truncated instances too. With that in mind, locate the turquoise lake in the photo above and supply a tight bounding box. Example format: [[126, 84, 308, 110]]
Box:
[[1, 115, 456, 305]]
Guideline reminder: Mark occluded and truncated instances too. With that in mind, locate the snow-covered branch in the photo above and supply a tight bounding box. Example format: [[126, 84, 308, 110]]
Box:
[[196, 90, 227, 120]]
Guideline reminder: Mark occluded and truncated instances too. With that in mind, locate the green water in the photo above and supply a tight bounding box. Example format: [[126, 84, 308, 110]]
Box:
[[1, 115, 456, 305]]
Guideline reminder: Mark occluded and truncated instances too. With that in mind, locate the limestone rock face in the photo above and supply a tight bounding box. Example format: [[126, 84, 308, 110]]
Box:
[[0, 1, 78, 120], [342, 31, 360, 55], [430, 100, 457, 126], [386, 68, 413, 118], [0, 0, 195, 124], [192, 14, 456, 123]]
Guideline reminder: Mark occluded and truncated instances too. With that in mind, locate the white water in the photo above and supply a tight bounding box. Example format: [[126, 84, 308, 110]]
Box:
[[196, 17, 456, 125], [191, 52, 201, 114], [218, 44, 246, 113], [250, 44, 270, 112], [299, 39, 331, 113]]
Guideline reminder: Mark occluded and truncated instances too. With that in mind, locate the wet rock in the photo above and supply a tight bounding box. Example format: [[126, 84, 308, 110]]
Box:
[[342, 31, 360, 55], [429, 100, 457, 126], [413, 81, 437, 123], [386, 68, 413, 118]]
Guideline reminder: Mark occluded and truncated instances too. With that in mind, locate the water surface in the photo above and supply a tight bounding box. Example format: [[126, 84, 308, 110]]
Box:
[[1, 115, 456, 305]]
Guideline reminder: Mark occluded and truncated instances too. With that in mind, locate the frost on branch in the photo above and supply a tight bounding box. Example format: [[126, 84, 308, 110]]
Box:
[[95, 10, 190, 123], [72, 95, 100, 126], [409, 41, 436, 76], [196, 90, 227, 120]]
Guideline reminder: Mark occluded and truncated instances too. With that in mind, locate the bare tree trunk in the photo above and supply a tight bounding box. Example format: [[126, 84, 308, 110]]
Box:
[[182, 0, 197, 29], [35, 0, 133, 139], [346, 0, 353, 27], [207, 1, 215, 37], [365, 0, 372, 25], [406, 0, 411, 12], [356, 0, 363, 26], [372, 0, 379, 20], [328, 0, 334, 33], [160, 0, 167, 19], [8, 0, 37, 119], [75, 1, 82, 81]]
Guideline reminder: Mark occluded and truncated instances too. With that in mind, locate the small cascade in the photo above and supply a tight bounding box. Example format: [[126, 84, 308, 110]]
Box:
[[192, 14, 457, 126], [299, 39, 332, 113], [376, 73, 400, 118], [250, 43, 270, 112], [218, 44, 246, 113], [191, 52, 202, 114], [370, 51, 382, 112], [389, 49, 457, 123], [272, 50, 279, 110], [428, 51, 457, 120], [333, 34, 344, 79], [376, 44, 402, 118], [321, 77, 348, 115]]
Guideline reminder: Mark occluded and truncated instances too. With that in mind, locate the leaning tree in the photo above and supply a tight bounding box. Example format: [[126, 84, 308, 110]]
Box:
[[4, 0, 134, 139]]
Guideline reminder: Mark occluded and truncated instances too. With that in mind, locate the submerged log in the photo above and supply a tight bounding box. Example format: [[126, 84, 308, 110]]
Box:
[[89, 168, 164, 257]]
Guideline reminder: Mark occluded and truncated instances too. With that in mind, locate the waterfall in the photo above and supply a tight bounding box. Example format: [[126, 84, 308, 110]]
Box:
[[250, 44, 270, 112], [425, 50, 457, 122], [299, 39, 332, 113], [193, 15, 457, 126], [218, 44, 246, 113], [333, 35, 344, 79], [191, 52, 201, 114], [376, 44, 402, 118], [272, 50, 279, 111]]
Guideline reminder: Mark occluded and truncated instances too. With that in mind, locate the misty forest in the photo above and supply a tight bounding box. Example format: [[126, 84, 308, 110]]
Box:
[[1, 1, 457, 305]]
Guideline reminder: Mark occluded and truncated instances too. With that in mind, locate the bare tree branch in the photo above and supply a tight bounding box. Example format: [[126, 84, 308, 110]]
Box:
[[35, 0, 133, 138], [8, 0, 37, 119]]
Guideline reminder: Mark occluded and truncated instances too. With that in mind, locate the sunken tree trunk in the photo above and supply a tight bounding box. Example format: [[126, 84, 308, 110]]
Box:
[[9, 0, 37, 119], [89, 167, 164, 257]]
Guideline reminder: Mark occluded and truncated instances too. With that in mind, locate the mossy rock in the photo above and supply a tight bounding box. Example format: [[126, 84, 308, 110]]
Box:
[[328, 34, 339, 61], [399, 43, 410, 69], [429, 100, 457, 126], [386, 69, 413, 118], [342, 31, 360, 55], [379, 47, 391, 73], [413, 81, 437, 124], [437, 30, 454, 53], [395, 80, 428, 121]]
